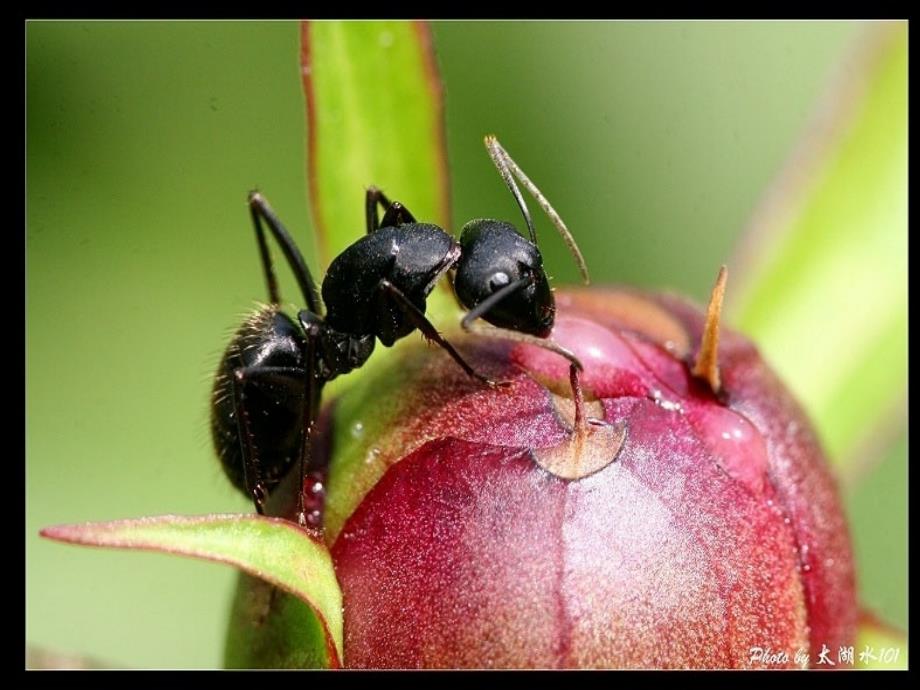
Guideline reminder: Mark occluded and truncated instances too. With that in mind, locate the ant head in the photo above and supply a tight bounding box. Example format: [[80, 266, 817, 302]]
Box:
[[454, 219, 554, 338]]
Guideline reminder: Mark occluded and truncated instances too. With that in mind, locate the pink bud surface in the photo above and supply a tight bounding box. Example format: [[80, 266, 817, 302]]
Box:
[[289, 288, 856, 668]]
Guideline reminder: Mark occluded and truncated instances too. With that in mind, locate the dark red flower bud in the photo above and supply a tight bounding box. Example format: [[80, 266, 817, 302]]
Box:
[[258, 286, 856, 669]]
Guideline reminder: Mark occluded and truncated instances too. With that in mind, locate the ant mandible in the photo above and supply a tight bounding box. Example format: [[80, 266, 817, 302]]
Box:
[[211, 136, 591, 526]]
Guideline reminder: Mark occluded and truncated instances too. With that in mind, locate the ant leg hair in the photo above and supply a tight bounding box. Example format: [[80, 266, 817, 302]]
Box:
[[378, 279, 508, 388], [483, 136, 591, 285], [366, 187, 416, 233], [231, 364, 308, 516], [247, 191, 322, 314]]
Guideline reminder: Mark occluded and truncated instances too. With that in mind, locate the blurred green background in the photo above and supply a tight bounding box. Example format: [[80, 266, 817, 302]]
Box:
[[26, 21, 905, 668]]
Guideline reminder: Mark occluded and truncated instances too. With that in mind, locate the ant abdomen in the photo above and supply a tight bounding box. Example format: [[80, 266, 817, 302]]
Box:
[[455, 219, 554, 337], [211, 305, 306, 500]]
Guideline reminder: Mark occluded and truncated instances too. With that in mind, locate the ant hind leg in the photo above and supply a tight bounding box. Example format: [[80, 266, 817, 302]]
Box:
[[230, 364, 309, 516], [247, 191, 322, 314], [295, 310, 327, 528]]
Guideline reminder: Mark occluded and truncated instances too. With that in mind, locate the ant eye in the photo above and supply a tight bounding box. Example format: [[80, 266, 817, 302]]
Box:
[[489, 272, 511, 291]]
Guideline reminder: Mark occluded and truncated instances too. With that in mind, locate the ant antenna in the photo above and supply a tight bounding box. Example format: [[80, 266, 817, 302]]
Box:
[[484, 136, 538, 245], [484, 135, 591, 285]]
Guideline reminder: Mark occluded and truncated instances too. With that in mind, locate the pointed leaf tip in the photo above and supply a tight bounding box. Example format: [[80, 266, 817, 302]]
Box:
[[41, 514, 344, 667]]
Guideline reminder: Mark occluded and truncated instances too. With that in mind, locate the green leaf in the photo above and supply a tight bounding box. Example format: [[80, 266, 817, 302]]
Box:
[[301, 20, 460, 400], [854, 611, 907, 669], [727, 23, 906, 476], [41, 515, 343, 668], [224, 573, 334, 669], [302, 20, 451, 264]]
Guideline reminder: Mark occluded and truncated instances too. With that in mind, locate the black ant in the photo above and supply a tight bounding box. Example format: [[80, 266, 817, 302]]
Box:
[[211, 136, 591, 526]]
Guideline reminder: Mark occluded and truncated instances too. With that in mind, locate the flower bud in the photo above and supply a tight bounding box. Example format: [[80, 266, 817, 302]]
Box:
[[247, 286, 857, 669]]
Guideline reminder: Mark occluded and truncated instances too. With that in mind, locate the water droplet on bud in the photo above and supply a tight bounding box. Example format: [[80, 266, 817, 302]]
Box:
[[686, 402, 768, 494]]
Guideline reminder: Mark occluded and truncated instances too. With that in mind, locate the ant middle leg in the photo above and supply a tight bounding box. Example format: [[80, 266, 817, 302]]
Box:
[[365, 187, 416, 233], [377, 279, 508, 388]]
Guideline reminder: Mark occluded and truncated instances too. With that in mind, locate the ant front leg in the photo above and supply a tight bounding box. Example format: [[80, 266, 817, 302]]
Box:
[[459, 279, 599, 438], [365, 187, 416, 233], [460, 276, 583, 374], [230, 364, 309, 516], [377, 279, 508, 388], [463, 319, 597, 439]]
